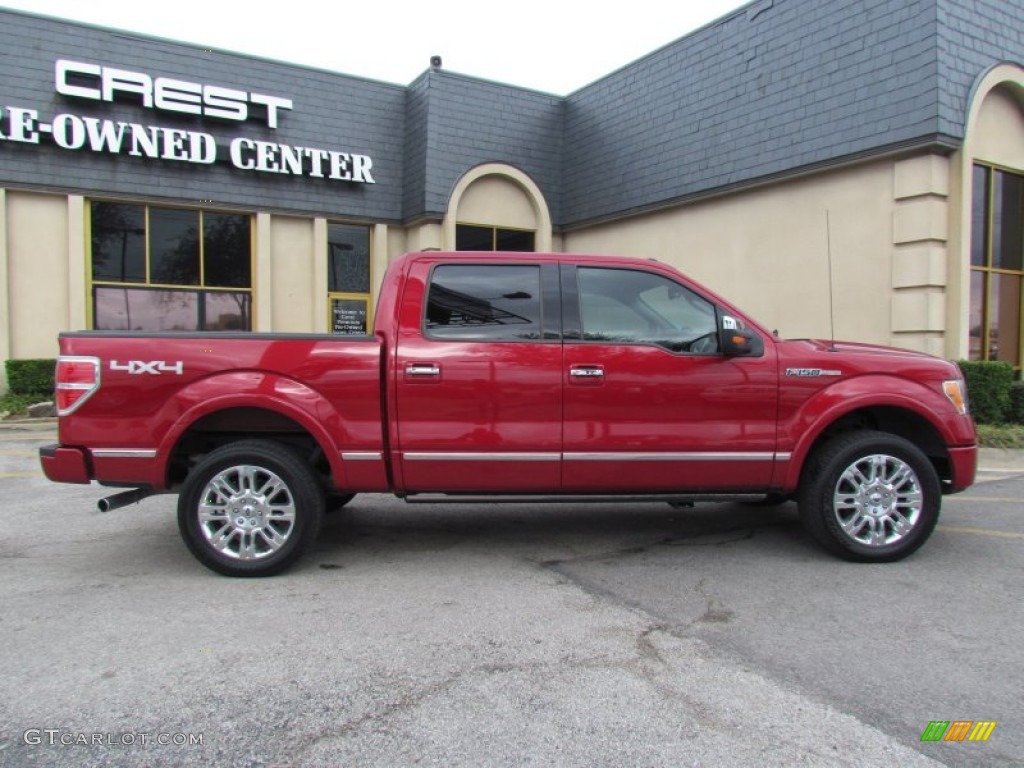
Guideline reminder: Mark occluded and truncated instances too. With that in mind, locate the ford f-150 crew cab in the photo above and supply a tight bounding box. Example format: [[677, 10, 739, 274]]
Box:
[[40, 251, 978, 576]]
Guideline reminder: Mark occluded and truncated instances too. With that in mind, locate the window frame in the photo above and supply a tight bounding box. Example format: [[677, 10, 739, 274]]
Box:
[[571, 265, 723, 356], [421, 262, 554, 343], [970, 161, 1024, 370], [87, 200, 254, 332], [455, 222, 536, 252], [326, 222, 374, 335]]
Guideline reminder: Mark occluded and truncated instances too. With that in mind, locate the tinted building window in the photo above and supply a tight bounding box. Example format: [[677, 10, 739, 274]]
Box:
[[970, 164, 1024, 368], [91, 202, 146, 283], [90, 201, 252, 332], [328, 224, 371, 293], [327, 223, 372, 335], [456, 224, 535, 252]]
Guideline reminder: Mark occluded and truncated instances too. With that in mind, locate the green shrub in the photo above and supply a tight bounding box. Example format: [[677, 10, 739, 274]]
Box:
[[976, 423, 1024, 449], [4, 359, 56, 397], [957, 360, 1014, 424], [0, 392, 40, 417], [1009, 382, 1024, 425]]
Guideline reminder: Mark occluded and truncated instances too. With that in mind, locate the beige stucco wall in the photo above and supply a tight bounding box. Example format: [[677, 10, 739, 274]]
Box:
[[564, 159, 907, 347], [444, 164, 553, 252], [973, 86, 1024, 169], [5, 190, 70, 360], [457, 176, 537, 229], [268, 215, 316, 333]]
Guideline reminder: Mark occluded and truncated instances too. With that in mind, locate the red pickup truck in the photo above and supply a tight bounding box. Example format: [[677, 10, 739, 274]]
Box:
[[40, 251, 977, 576]]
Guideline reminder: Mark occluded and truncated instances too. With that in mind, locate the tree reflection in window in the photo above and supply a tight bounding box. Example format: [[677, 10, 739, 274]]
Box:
[[89, 201, 252, 332]]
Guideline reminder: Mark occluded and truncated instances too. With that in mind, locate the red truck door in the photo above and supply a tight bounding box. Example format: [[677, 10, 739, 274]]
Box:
[[393, 259, 564, 493], [560, 264, 779, 493]]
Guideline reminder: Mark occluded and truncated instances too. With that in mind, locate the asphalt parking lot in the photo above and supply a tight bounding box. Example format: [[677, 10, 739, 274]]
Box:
[[0, 421, 1020, 767]]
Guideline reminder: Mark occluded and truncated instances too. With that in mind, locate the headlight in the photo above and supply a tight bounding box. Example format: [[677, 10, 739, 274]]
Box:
[[943, 379, 968, 416]]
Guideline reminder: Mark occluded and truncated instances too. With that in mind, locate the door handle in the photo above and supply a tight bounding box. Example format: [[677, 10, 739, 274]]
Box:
[[405, 364, 440, 376]]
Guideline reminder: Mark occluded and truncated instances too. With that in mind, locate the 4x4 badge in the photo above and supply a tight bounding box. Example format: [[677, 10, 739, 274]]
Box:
[[110, 360, 184, 375]]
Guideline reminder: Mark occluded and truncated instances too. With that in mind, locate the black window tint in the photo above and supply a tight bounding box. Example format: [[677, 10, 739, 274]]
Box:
[[91, 202, 146, 283], [971, 165, 990, 267], [426, 265, 542, 341], [328, 223, 371, 293], [577, 267, 719, 354], [149, 208, 199, 285], [455, 225, 494, 251], [994, 170, 1024, 271], [456, 224, 536, 252], [495, 229, 535, 252], [204, 213, 251, 288]]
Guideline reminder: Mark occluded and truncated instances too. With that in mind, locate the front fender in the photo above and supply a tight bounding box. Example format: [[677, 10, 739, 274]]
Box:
[[778, 374, 971, 490]]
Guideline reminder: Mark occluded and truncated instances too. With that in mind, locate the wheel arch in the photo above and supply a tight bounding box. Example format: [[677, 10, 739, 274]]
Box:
[[796, 427, 943, 562], [154, 375, 349, 490], [785, 403, 953, 492]]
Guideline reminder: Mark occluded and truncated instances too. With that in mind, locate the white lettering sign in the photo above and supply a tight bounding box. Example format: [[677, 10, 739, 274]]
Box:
[[55, 60, 292, 128], [0, 106, 374, 182]]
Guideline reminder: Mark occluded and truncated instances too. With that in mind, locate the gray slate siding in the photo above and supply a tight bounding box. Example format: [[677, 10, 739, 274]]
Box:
[[937, 0, 1024, 136], [562, 0, 944, 226], [415, 72, 564, 223], [0, 11, 407, 221], [2, 1, 1023, 231], [402, 74, 431, 221]]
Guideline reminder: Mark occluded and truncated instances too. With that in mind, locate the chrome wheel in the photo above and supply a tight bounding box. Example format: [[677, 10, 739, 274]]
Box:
[[198, 464, 297, 560], [179, 440, 324, 576], [799, 431, 941, 562], [833, 454, 923, 547]]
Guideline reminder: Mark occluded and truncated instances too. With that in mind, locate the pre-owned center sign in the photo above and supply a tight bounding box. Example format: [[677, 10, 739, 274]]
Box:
[[0, 60, 375, 183]]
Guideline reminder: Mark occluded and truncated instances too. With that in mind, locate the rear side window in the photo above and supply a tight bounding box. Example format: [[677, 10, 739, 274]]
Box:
[[425, 264, 542, 341]]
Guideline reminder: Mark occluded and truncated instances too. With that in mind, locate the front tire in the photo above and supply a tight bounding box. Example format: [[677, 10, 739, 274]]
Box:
[[798, 430, 941, 562], [178, 440, 325, 577]]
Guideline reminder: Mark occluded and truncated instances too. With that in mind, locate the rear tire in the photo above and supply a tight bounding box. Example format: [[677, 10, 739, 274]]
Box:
[[177, 440, 324, 577], [798, 430, 940, 562]]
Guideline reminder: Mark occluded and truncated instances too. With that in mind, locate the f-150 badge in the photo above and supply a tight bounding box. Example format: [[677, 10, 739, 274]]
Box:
[[785, 368, 842, 377], [110, 360, 184, 375]]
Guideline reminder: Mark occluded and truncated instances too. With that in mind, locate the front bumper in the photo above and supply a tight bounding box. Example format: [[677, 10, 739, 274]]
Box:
[[945, 444, 978, 494], [39, 444, 91, 484]]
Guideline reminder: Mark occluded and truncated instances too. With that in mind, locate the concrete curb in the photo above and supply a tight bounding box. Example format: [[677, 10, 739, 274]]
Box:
[[977, 447, 1024, 472]]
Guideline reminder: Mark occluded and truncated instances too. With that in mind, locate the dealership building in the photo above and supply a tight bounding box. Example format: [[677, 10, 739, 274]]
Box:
[[1, 0, 1023, 389]]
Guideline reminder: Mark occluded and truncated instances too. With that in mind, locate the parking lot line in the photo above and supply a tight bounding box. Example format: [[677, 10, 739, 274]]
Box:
[[0, 471, 41, 479], [945, 496, 1023, 503], [938, 525, 1024, 540]]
